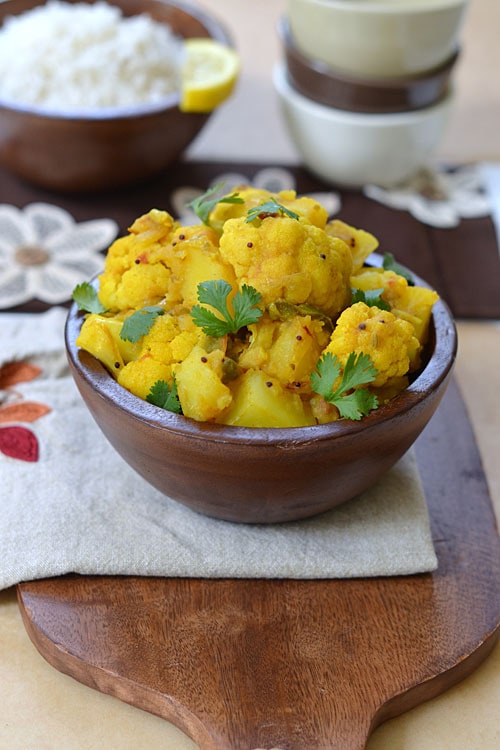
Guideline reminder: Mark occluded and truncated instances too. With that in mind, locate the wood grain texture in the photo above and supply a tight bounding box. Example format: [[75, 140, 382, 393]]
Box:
[[17, 379, 500, 749]]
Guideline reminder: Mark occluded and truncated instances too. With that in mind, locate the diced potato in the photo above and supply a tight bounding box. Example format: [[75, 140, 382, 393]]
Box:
[[392, 286, 439, 345], [174, 344, 232, 422], [219, 369, 315, 428], [96, 316, 142, 363], [76, 315, 125, 374], [326, 219, 379, 273]]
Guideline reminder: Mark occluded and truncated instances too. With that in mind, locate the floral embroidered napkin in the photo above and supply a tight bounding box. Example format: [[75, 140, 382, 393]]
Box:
[[0, 308, 438, 591]]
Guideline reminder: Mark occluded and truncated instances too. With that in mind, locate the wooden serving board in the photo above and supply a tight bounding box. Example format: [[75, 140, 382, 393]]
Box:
[[17, 380, 500, 750]]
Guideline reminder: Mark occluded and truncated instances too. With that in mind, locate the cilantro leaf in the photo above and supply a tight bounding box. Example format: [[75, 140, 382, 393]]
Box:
[[351, 287, 391, 311], [72, 282, 107, 314], [382, 252, 415, 286], [187, 182, 244, 226], [245, 199, 300, 223], [337, 352, 378, 394], [333, 389, 379, 421], [310, 351, 341, 399], [120, 306, 165, 342], [191, 279, 262, 337], [146, 379, 182, 414], [232, 284, 263, 330], [310, 351, 379, 421]]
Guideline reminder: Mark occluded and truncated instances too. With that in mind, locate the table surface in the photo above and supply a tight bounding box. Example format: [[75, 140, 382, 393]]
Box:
[[1, 0, 499, 748]]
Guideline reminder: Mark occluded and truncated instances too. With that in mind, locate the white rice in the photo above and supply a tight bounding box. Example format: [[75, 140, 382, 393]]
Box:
[[0, 0, 184, 113]]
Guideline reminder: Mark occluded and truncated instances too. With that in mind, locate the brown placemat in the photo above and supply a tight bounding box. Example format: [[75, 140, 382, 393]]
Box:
[[2, 161, 499, 318]]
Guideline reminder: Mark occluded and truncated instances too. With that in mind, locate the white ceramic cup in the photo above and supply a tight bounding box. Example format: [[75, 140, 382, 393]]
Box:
[[273, 62, 453, 188], [287, 0, 469, 78]]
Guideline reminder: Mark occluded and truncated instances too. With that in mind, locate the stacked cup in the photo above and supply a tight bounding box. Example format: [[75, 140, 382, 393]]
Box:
[[274, 0, 469, 188]]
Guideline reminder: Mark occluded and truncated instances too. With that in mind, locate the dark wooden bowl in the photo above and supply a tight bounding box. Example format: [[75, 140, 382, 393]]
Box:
[[278, 16, 459, 114], [65, 258, 457, 523], [0, 0, 233, 192]]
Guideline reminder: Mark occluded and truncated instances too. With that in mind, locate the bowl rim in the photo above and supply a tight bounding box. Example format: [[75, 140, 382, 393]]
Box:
[[0, 0, 233, 121], [65, 253, 457, 447], [288, 0, 468, 15], [273, 61, 454, 123]]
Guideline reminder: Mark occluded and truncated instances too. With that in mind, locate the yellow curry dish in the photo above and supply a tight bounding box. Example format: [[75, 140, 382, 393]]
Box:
[[73, 185, 439, 428]]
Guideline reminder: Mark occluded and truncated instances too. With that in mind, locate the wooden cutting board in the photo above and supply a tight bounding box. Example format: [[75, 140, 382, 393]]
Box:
[[17, 380, 500, 750]]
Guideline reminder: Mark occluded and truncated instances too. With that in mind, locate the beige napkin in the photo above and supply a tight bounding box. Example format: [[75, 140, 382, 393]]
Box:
[[0, 308, 437, 591]]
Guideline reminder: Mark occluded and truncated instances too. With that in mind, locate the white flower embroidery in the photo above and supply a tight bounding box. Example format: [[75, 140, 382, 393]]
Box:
[[363, 164, 492, 228], [0, 203, 118, 309], [170, 166, 342, 224]]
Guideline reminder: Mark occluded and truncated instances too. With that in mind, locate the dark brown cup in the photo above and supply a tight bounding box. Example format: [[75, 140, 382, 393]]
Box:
[[278, 16, 459, 114]]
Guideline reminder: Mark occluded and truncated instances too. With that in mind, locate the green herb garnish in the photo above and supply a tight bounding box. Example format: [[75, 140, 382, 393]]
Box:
[[187, 182, 244, 226], [146, 378, 182, 414], [191, 279, 263, 337], [310, 351, 379, 421], [120, 306, 165, 343], [245, 199, 300, 223], [382, 252, 415, 286], [351, 287, 391, 311], [72, 282, 107, 314]]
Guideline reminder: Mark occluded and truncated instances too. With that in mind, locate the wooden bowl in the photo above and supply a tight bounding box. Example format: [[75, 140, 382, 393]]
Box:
[[65, 259, 457, 523], [0, 0, 233, 192], [279, 16, 459, 113]]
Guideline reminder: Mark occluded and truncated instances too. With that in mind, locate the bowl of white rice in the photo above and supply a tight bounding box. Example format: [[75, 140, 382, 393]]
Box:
[[0, 0, 233, 191]]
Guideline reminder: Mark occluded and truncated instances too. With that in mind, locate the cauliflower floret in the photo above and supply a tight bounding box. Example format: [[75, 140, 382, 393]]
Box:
[[117, 355, 173, 402], [209, 186, 329, 231], [219, 215, 352, 318], [325, 302, 420, 387], [351, 267, 439, 346], [98, 209, 178, 311], [117, 312, 201, 401], [138, 311, 199, 365]]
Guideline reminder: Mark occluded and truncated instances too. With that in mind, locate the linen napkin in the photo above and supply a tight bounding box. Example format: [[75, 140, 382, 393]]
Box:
[[0, 308, 437, 591]]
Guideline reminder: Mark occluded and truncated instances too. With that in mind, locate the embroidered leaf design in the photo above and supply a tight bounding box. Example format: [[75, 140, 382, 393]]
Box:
[[0, 402, 51, 424], [0, 362, 42, 388], [0, 426, 39, 462]]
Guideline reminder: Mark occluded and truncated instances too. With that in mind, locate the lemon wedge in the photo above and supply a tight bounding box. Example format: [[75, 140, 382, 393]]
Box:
[[180, 38, 240, 113]]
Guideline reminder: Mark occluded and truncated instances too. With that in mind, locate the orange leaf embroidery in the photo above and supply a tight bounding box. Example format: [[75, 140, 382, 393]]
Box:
[[0, 401, 51, 424], [0, 362, 43, 389]]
